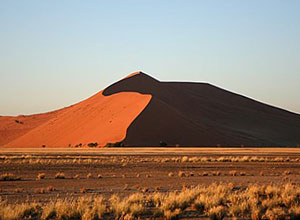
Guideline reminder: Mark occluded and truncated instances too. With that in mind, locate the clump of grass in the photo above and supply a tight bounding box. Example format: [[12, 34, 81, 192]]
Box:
[[201, 172, 209, 176], [37, 173, 46, 180], [109, 193, 145, 219], [123, 184, 129, 190], [229, 170, 237, 176], [164, 208, 181, 219], [240, 171, 246, 176], [35, 188, 46, 194], [46, 186, 55, 192], [168, 172, 174, 177], [55, 172, 65, 179], [265, 207, 286, 220], [212, 171, 221, 176], [73, 174, 80, 179], [14, 188, 24, 193], [251, 205, 263, 220], [142, 188, 149, 193], [207, 205, 227, 220], [178, 171, 186, 178], [0, 173, 21, 181], [181, 156, 189, 163]]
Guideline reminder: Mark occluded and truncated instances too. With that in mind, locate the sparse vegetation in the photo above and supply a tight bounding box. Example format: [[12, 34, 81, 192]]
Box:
[[229, 170, 237, 176], [159, 141, 167, 147], [2, 150, 300, 219], [201, 172, 209, 176], [54, 172, 65, 179], [105, 141, 124, 147], [37, 173, 46, 180], [46, 186, 55, 192], [73, 174, 80, 179], [178, 171, 186, 177], [14, 120, 23, 124], [168, 172, 174, 177], [2, 155, 300, 166], [87, 142, 98, 147], [1, 183, 300, 219], [212, 171, 221, 176], [0, 173, 21, 181]]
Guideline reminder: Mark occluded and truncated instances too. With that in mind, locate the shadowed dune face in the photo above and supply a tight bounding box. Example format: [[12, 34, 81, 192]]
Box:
[[103, 73, 300, 147]]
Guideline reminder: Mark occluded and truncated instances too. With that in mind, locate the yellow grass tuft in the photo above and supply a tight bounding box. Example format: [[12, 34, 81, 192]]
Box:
[[55, 172, 65, 179], [37, 173, 46, 180], [0, 173, 21, 181]]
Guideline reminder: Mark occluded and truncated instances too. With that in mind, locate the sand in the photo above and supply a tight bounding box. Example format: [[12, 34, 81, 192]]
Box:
[[1, 71, 300, 148]]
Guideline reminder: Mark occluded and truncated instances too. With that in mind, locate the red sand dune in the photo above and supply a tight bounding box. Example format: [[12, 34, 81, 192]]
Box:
[[1, 71, 300, 147], [0, 109, 68, 146]]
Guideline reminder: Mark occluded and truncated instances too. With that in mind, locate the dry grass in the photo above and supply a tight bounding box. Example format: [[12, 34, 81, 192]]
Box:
[[168, 172, 174, 177], [37, 173, 46, 180], [0, 173, 21, 181], [229, 170, 237, 176], [200, 172, 209, 176], [46, 186, 55, 192], [54, 172, 65, 179], [14, 188, 24, 193], [178, 171, 186, 178], [1, 182, 300, 219], [212, 171, 221, 176], [73, 174, 80, 179], [2, 155, 300, 166], [34, 188, 46, 194]]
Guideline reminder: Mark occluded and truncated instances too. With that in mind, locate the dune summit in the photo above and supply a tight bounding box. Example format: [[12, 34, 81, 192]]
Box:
[[1, 71, 300, 148]]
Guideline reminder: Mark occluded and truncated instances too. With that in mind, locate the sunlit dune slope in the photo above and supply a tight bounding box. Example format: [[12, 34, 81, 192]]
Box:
[[3, 73, 151, 147], [0, 108, 69, 146]]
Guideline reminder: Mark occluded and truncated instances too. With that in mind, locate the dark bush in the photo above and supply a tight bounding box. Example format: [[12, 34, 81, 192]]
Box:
[[159, 141, 167, 147], [87, 142, 98, 147], [105, 142, 124, 147]]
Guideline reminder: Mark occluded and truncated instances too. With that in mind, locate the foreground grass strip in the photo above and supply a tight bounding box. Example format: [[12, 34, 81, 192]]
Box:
[[2, 183, 300, 219]]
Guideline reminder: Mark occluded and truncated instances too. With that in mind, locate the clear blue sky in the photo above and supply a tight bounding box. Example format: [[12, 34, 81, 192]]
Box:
[[1, 0, 299, 115]]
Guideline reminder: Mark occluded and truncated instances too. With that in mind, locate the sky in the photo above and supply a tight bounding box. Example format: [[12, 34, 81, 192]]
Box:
[[0, 0, 299, 115]]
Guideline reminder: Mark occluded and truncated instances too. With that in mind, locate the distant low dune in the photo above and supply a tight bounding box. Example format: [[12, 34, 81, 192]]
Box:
[[1, 71, 300, 147]]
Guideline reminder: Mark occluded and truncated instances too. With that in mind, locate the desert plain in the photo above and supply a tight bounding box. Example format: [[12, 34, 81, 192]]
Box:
[[2, 147, 300, 219]]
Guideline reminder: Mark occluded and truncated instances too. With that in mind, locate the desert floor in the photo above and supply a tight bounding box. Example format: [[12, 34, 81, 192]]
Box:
[[1, 147, 300, 204]]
